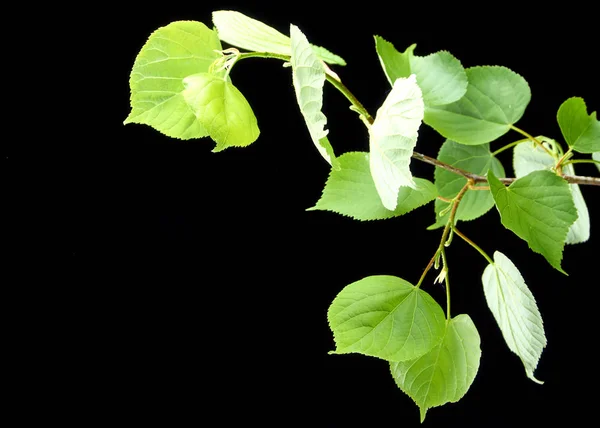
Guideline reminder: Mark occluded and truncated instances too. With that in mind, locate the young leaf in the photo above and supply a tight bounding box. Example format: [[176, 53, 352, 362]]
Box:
[[290, 25, 338, 169], [182, 73, 259, 151], [424, 66, 531, 145], [369, 75, 425, 210], [374, 37, 467, 106], [513, 142, 590, 244], [482, 251, 546, 384], [557, 97, 600, 153], [212, 10, 346, 65], [308, 152, 436, 220], [124, 21, 223, 139], [328, 275, 446, 362], [430, 140, 505, 229], [594, 152, 600, 172], [390, 314, 481, 423], [488, 170, 578, 274]]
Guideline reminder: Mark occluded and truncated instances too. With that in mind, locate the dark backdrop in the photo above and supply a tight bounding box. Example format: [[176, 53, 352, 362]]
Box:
[[34, 3, 598, 426]]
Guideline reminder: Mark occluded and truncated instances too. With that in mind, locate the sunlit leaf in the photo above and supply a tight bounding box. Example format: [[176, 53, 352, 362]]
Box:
[[124, 21, 222, 139], [182, 73, 259, 151], [328, 275, 446, 362]]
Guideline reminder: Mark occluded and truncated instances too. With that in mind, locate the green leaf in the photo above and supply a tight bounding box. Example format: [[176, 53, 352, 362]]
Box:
[[290, 25, 338, 169], [308, 152, 436, 220], [593, 152, 600, 172], [513, 141, 589, 244], [424, 66, 531, 145], [182, 73, 259, 151], [306, 45, 347, 67], [374, 37, 413, 84], [557, 97, 600, 153], [328, 275, 446, 362], [369, 74, 425, 210], [390, 314, 481, 423], [374, 37, 467, 106], [430, 140, 505, 229], [212, 10, 346, 65], [124, 21, 223, 139], [482, 251, 546, 384], [488, 170, 577, 273]]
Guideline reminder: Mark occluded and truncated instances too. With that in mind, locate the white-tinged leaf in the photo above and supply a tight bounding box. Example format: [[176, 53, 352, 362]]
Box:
[[369, 74, 424, 210], [212, 10, 346, 65], [482, 251, 546, 383], [290, 25, 338, 168], [513, 141, 589, 244], [593, 152, 600, 172], [390, 314, 481, 422]]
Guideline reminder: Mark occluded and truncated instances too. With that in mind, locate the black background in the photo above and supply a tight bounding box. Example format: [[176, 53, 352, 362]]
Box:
[[20, 2, 599, 426]]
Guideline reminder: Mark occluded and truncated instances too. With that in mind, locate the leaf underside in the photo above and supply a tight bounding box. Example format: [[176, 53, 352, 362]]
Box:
[[482, 251, 546, 383], [290, 25, 338, 168], [369, 74, 425, 210]]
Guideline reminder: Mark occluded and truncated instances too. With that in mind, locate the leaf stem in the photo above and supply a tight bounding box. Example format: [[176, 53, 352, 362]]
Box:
[[236, 52, 600, 187], [555, 148, 574, 174], [325, 75, 375, 124], [417, 182, 471, 288], [565, 159, 600, 166], [492, 138, 529, 156], [510, 125, 553, 156], [440, 249, 451, 320], [236, 51, 291, 62], [453, 228, 493, 264]]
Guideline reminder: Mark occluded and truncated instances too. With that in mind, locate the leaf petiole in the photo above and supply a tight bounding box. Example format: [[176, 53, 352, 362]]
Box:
[[453, 228, 493, 264]]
